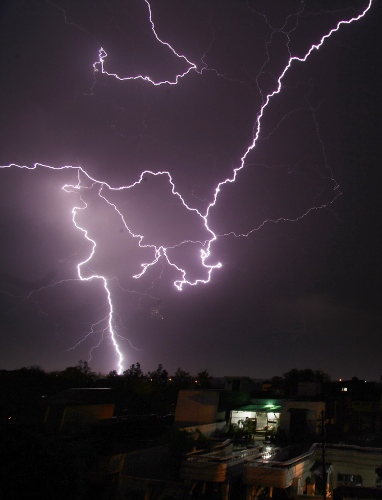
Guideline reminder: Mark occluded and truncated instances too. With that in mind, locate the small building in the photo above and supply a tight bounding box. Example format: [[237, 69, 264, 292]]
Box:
[[224, 376, 257, 393], [279, 400, 326, 441], [44, 387, 115, 434], [244, 443, 382, 499], [180, 441, 265, 500], [174, 390, 223, 435], [230, 399, 282, 435], [326, 378, 382, 435]]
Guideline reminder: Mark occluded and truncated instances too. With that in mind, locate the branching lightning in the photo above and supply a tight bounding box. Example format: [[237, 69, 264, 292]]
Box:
[[0, 0, 373, 373]]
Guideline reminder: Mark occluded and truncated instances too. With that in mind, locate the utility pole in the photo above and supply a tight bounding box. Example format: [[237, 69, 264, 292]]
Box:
[[321, 410, 326, 500]]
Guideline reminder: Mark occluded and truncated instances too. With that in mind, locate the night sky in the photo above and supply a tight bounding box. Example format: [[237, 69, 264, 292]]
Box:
[[0, 0, 381, 380]]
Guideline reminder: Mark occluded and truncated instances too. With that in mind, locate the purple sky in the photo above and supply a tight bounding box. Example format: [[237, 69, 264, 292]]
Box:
[[0, 0, 381, 380]]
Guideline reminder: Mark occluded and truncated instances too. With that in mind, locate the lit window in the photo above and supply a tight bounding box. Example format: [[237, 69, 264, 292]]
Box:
[[341, 387, 347, 392]]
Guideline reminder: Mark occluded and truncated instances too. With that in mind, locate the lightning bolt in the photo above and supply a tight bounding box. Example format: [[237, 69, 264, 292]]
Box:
[[0, 1, 373, 373], [94, 0, 199, 86]]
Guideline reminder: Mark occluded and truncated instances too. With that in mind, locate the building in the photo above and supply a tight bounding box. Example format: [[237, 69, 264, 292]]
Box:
[[244, 443, 382, 499], [279, 399, 326, 441], [44, 387, 115, 434], [180, 441, 267, 500], [230, 399, 282, 436], [174, 389, 222, 431], [326, 378, 382, 436], [224, 376, 258, 393]]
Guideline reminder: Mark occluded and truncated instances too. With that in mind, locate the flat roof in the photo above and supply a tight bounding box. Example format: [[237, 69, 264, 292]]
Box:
[[47, 388, 115, 406], [233, 404, 281, 412]]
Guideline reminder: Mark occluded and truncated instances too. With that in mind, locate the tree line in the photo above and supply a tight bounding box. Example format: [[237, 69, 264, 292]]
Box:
[[0, 362, 331, 396], [0, 363, 332, 420]]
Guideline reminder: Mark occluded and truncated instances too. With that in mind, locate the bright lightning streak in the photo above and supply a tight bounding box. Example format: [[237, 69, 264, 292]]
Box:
[[66, 177, 124, 373], [93, 0, 199, 85], [205, 0, 373, 220], [0, 1, 373, 373], [91, 0, 373, 276]]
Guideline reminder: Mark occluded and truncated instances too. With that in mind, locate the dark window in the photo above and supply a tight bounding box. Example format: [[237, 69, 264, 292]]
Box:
[[337, 473, 362, 486]]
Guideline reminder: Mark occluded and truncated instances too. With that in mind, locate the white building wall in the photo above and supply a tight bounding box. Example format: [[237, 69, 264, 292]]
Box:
[[325, 445, 382, 488], [245, 443, 382, 494]]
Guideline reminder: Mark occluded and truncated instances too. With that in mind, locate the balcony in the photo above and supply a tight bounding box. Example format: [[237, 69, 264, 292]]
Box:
[[244, 449, 315, 489], [181, 444, 264, 483]]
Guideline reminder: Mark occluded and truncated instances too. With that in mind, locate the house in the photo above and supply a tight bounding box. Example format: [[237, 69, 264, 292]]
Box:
[[279, 400, 326, 441], [244, 442, 382, 499], [44, 387, 115, 434], [326, 378, 382, 436], [224, 376, 258, 393], [230, 399, 282, 435], [174, 389, 225, 435], [180, 442, 264, 500]]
